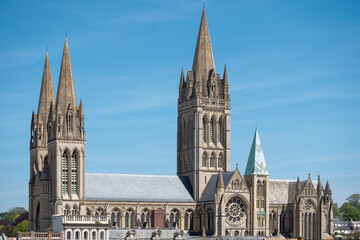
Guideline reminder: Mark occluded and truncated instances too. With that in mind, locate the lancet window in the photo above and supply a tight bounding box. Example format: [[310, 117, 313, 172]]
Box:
[[71, 152, 77, 195], [184, 210, 194, 231], [140, 209, 150, 228], [202, 153, 206, 168], [218, 154, 223, 169], [210, 153, 215, 168], [125, 209, 135, 228], [111, 209, 121, 227], [170, 209, 180, 228], [62, 152, 68, 194]]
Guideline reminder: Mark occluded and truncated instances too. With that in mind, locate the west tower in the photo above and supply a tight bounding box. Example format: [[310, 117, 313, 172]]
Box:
[[29, 51, 55, 231], [177, 8, 231, 201]]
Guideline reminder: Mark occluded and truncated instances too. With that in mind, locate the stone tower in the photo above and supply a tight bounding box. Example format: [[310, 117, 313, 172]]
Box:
[[244, 129, 270, 236], [46, 38, 86, 217], [177, 8, 231, 201], [29, 51, 56, 231]]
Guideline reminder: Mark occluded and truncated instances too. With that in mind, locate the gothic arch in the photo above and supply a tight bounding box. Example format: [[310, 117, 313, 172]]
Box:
[[35, 202, 40, 231], [125, 208, 135, 228], [184, 209, 194, 231], [170, 208, 180, 228]]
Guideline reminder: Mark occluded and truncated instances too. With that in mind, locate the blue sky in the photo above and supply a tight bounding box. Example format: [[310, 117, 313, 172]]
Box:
[[0, 0, 359, 212]]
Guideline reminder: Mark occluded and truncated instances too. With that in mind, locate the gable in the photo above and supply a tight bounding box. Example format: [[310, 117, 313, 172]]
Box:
[[225, 169, 249, 193]]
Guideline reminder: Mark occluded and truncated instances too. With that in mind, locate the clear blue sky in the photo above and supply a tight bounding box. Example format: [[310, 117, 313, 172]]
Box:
[[0, 0, 359, 212]]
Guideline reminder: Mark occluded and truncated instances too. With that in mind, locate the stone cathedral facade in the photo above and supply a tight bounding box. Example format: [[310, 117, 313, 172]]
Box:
[[29, 8, 333, 239]]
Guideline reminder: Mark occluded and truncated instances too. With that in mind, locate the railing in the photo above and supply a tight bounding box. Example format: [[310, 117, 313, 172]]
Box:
[[63, 215, 108, 224], [17, 232, 63, 240]]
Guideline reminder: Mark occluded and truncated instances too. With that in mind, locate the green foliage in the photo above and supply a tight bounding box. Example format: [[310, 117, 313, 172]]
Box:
[[334, 202, 340, 217], [0, 207, 27, 225], [340, 202, 360, 221], [13, 220, 29, 234], [0, 207, 28, 237], [347, 194, 360, 210]]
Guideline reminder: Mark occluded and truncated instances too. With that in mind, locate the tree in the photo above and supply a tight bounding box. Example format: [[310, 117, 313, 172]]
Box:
[[347, 194, 360, 210], [13, 212, 28, 226], [340, 202, 360, 221], [13, 220, 29, 234], [334, 202, 340, 217]]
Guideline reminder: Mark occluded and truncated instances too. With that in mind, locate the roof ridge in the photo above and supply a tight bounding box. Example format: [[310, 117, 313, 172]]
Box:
[[85, 172, 179, 178]]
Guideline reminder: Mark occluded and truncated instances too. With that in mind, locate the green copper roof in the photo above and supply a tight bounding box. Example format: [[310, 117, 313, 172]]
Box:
[[244, 129, 269, 176]]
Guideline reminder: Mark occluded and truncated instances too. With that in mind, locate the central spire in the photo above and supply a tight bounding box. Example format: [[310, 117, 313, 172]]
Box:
[[192, 7, 216, 80]]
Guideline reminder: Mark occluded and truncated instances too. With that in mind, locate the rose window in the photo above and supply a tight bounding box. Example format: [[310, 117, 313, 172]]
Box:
[[304, 200, 313, 210], [225, 197, 246, 224]]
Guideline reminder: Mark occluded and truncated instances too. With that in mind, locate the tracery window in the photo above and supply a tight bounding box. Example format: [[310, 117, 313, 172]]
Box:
[[71, 152, 77, 195], [72, 205, 78, 215], [218, 154, 223, 169], [125, 209, 135, 228], [184, 210, 194, 231], [62, 152, 68, 194], [225, 197, 246, 225], [111, 209, 121, 227], [170, 209, 180, 228], [64, 205, 70, 215], [141, 209, 150, 228], [210, 153, 215, 168], [202, 153, 206, 168]]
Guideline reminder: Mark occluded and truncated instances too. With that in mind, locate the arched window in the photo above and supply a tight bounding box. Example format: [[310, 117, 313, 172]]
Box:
[[92, 231, 96, 240], [71, 152, 77, 195], [125, 209, 135, 228], [100, 232, 104, 240], [75, 231, 80, 240], [86, 208, 92, 216], [67, 232, 71, 240], [72, 205, 78, 215], [111, 209, 121, 227], [170, 209, 180, 228], [185, 210, 194, 231], [84, 232, 88, 240], [218, 154, 223, 169], [218, 119, 222, 144], [141, 209, 150, 228], [202, 153, 206, 168], [95, 208, 105, 218], [62, 152, 68, 194], [207, 209, 213, 231], [64, 205, 70, 215], [202, 117, 206, 144], [210, 153, 215, 168]]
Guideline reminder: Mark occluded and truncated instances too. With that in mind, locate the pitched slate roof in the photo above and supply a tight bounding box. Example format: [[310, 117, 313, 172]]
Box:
[[200, 171, 234, 202], [85, 173, 195, 203], [269, 179, 318, 204], [244, 129, 269, 176]]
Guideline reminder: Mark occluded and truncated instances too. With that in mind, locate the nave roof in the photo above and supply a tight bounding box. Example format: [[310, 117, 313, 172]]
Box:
[[85, 173, 195, 203]]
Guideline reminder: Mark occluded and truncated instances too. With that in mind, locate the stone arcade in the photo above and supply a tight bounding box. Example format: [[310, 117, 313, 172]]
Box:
[[28, 8, 333, 240]]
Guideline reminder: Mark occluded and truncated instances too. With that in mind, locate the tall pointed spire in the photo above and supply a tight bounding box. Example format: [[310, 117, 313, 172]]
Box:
[[37, 51, 55, 123], [192, 7, 216, 80], [325, 180, 331, 192], [56, 37, 77, 115], [244, 128, 269, 176]]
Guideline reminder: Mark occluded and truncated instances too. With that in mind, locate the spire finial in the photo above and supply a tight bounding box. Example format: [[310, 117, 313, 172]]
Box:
[[65, 30, 67, 38], [236, 163, 238, 169], [256, 121, 258, 130], [203, 0, 205, 9], [308, 173, 311, 179]]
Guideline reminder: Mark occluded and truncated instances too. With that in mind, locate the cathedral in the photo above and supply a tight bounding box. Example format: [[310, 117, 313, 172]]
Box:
[[28, 8, 334, 239]]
